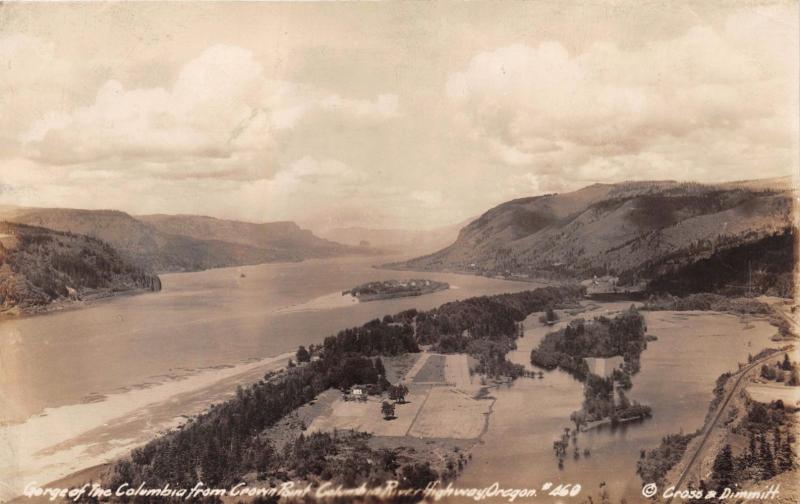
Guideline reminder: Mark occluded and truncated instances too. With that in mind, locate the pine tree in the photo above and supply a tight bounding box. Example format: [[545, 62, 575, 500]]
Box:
[[773, 427, 782, 462], [747, 431, 758, 465], [759, 432, 775, 480], [296, 345, 311, 363], [777, 434, 794, 472], [712, 444, 736, 492]]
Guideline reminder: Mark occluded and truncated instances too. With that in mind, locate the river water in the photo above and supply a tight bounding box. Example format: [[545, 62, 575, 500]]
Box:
[[0, 257, 779, 502], [457, 305, 780, 502], [0, 256, 535, 498]]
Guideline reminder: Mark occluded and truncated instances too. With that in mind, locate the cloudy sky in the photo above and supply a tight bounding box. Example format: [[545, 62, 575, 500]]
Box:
[[0, 1, 797, 231]]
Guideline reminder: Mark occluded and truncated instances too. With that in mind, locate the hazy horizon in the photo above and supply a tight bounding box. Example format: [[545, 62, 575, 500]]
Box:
[[0, 2, 797, 231]]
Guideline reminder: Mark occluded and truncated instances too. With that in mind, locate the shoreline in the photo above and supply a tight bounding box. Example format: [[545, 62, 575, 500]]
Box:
[[0, 352, 294, 501], [23, 355, 499, 502], [0, 287, 157, 322], [0, 252, 399, 323], [351, 285, 450, 302], [379, 264, 564, 285]]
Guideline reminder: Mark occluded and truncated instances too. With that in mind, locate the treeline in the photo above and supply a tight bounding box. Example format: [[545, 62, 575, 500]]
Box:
[[571, 374, 652, 426], [110, 355, 394, 488], [642, 293, 771, 314], [321, 318, 419, 358], [109, 320, 420, 488], [530, 307, 649, 378], [418, 285, 584, 376], [416, 286, 584, 346], [643, 229, 795, 298], [530, 308, 653, 429], [279, 431, 447, 490]]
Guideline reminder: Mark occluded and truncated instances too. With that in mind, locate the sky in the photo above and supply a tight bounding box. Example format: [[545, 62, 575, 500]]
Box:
[[0, 1, 797, 231]]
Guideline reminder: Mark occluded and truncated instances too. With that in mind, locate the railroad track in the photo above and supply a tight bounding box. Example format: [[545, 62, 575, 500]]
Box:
[[666, 349, 789, 502]]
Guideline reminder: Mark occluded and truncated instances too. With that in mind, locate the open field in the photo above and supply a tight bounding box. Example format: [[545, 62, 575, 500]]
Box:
[[445, 353, 474, 390], [412, 354, 447, 383], [402, 352, 430, 382], [307, 390, 425, 436], [382, 353, 421, 383], [407, 387, 489, 438], [745, 383, 800, 407], [307, 352, 488, 440]]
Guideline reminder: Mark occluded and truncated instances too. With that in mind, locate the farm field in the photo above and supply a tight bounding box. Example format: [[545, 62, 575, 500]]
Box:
[[307, 352, 487, 439]]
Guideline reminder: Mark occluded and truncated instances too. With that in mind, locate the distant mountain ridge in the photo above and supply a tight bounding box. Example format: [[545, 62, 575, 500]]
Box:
[[393, 177, 796, 294], [0, 207, 363, 273], [138, 214, 354, 258]]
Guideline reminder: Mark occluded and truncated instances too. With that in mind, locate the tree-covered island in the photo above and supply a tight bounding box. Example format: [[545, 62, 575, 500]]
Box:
[[530, 307, 654, 431], [343, 278, 449, 301]]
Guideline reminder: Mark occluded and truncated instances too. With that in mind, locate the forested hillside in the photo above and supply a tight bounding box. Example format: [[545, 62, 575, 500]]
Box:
[[394, 178, 795, 296], [0, 222, 160, 311], [643, 229, 794, 297]]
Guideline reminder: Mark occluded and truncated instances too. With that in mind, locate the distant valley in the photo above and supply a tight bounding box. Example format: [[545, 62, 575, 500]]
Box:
[[316, 218, 472, 255], [0, 207, 371, 312], [1, 176, 794, 313]]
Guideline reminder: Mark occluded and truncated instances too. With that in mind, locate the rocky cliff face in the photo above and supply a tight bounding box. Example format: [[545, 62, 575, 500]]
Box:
[[0, 222, 161, 312], [395, 178, 795, 293]]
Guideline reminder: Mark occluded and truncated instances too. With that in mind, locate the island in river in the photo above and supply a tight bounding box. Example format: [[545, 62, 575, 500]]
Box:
[[343, 278, 448, 301]]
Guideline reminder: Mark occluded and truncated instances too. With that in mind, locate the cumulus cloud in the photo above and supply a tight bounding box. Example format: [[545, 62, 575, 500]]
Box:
[[20, 45, 401, 177], [447, 4, 797, 187], [1, 3, 796, 230]]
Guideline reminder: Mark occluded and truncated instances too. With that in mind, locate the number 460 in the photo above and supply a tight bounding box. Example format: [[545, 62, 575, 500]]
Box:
[[548, 484, 582, 497]]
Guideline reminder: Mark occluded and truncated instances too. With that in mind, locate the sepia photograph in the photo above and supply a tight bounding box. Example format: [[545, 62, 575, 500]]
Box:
[[0, 1, 798, 503]]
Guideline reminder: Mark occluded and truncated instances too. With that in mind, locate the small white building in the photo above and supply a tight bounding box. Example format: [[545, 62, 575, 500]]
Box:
[[585, 356, 624, 378]]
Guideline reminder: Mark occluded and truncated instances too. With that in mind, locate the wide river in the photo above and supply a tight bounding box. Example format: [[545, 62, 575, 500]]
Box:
[[0, 255, 535, 498], [0, 256, 780, 502]]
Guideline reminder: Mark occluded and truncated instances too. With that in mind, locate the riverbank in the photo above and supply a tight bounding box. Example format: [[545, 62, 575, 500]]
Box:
[[0, 285, 159, 320], [35, 352, 504, 502], [0, 352, 293, 501]]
